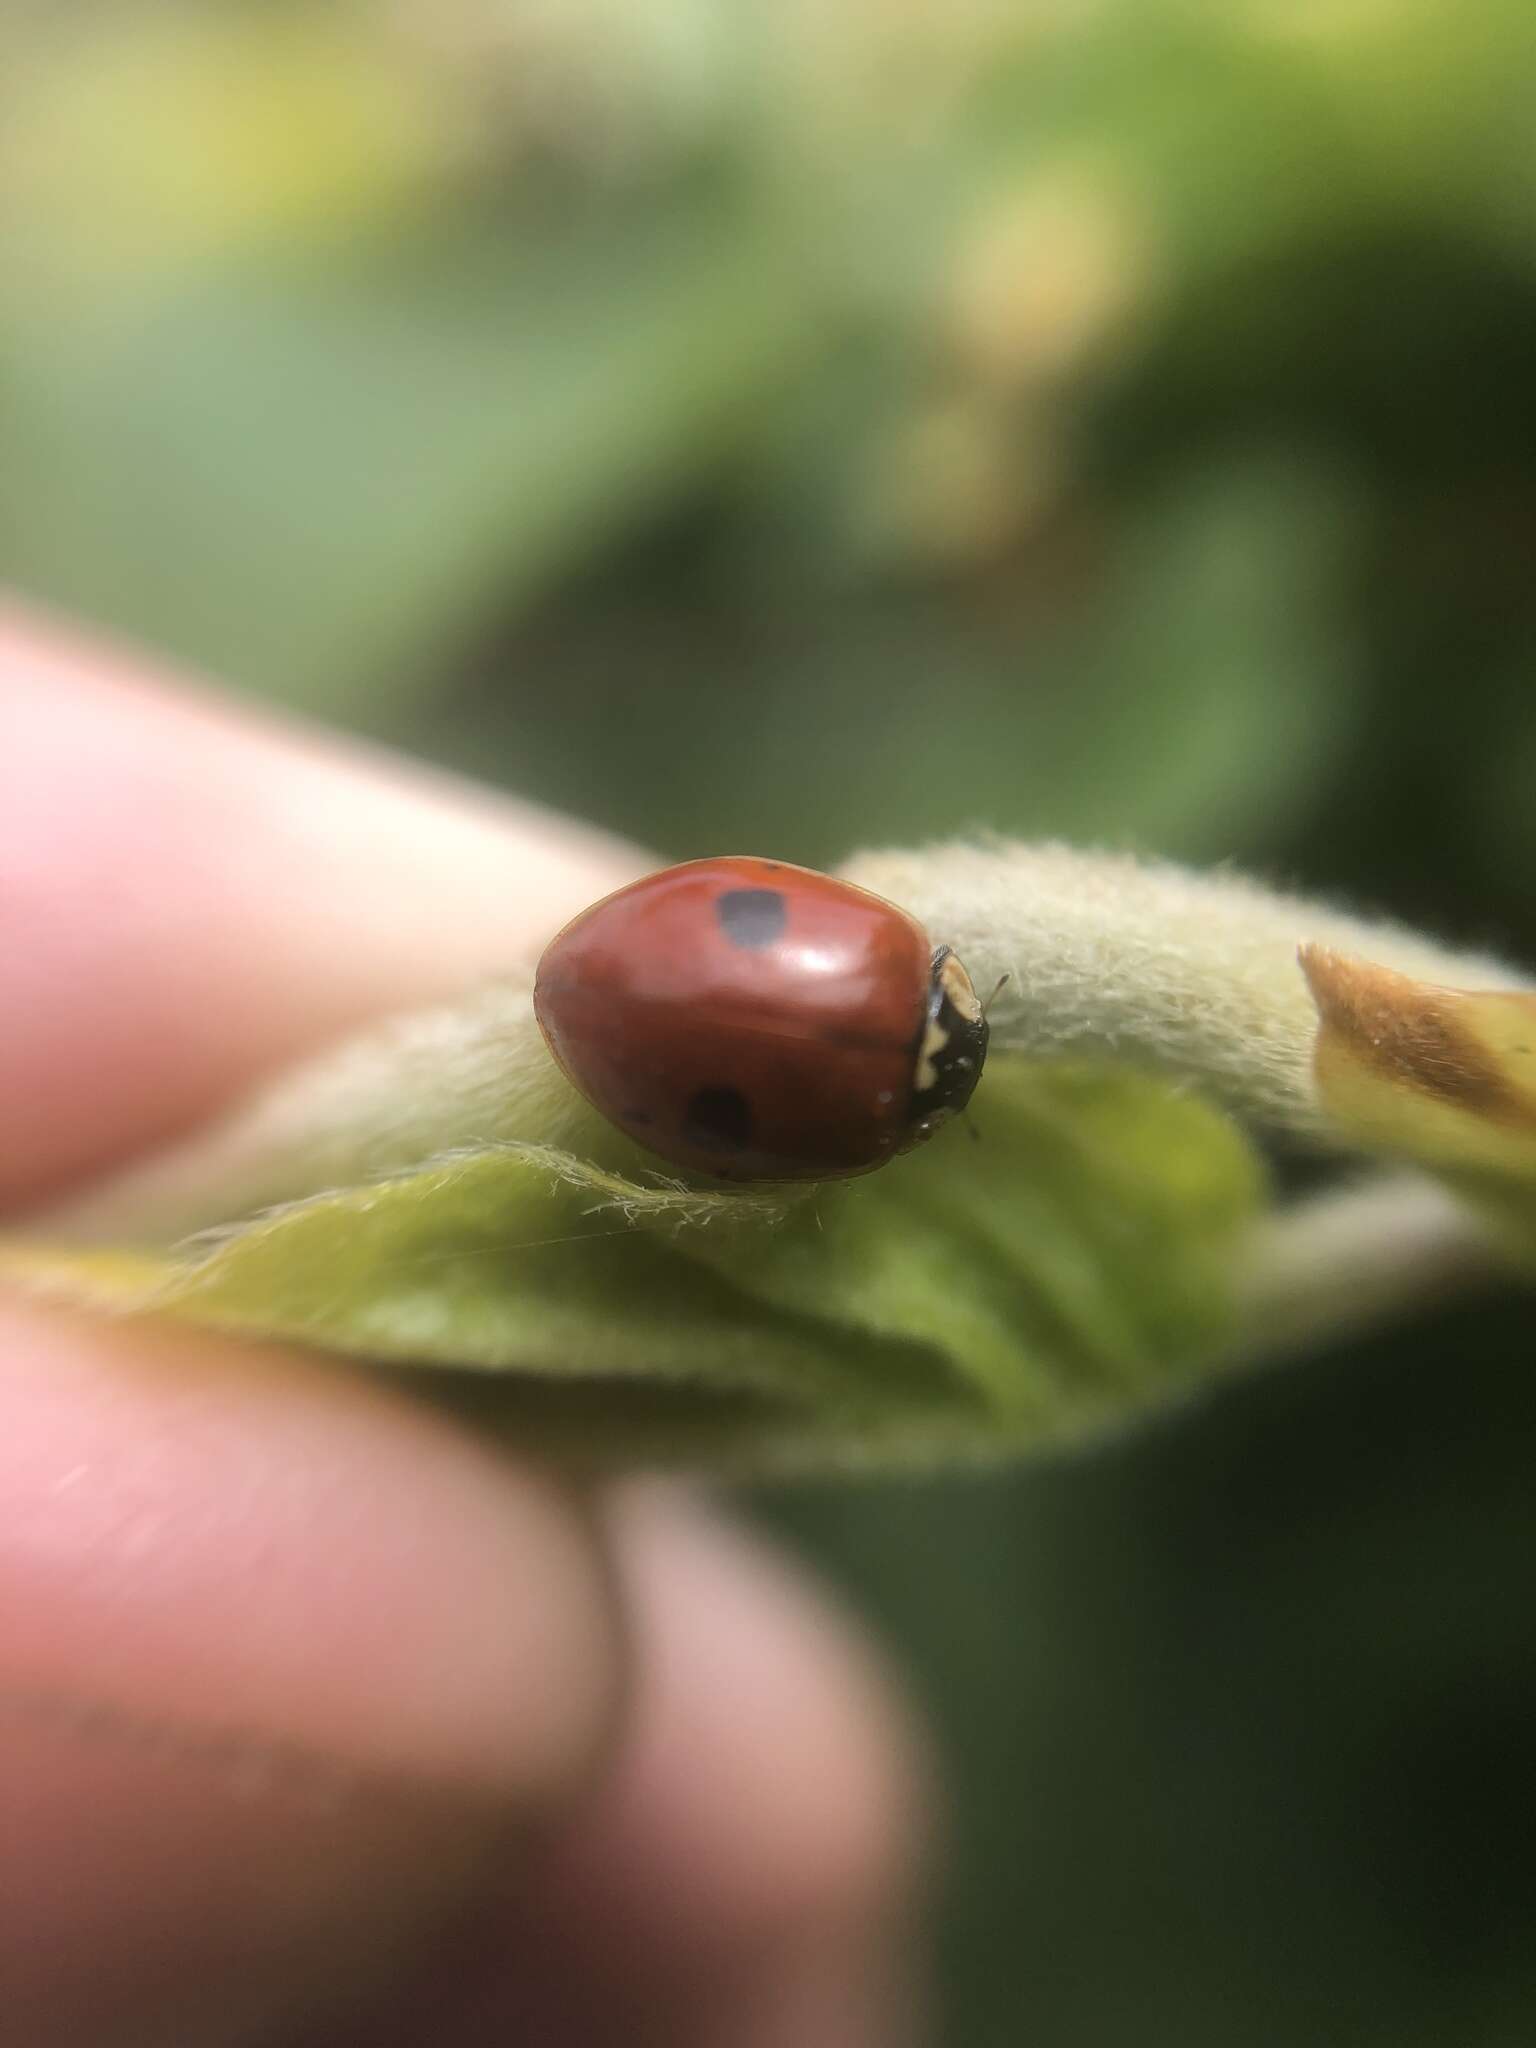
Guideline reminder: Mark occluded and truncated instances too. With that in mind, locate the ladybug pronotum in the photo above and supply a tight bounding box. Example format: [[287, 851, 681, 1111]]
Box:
[[533, 856, 989, 1181]]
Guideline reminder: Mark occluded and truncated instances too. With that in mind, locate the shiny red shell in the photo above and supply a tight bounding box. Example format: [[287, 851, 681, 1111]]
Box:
[[534, 856, 959, 1181]]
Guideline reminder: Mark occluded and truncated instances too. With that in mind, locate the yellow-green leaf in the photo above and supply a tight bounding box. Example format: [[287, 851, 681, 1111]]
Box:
[[0, 1061, 1264, 1475]]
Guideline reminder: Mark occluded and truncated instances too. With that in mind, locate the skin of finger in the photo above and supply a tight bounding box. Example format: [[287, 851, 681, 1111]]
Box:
[[0, 1711, 502, 2048], [0, 1297, 623, 2048], [0, 603, 649, 1209], [333, 1492, 938, 2048]]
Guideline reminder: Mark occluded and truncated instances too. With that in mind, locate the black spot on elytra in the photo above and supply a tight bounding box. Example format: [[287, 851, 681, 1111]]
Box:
[[715, 888, 787, 950], [682, 1085, 754, 1153]]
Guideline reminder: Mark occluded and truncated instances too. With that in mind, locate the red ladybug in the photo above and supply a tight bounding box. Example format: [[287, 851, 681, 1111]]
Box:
[[533, 856, 989, 1181]]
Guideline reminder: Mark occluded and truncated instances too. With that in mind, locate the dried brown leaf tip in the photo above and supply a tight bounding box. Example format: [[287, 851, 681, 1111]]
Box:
[[1300, 946, 1536, 1178]]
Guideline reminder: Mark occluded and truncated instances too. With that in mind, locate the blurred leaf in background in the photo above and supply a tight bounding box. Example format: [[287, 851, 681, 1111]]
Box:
[[6, 2, 1536, 2042]]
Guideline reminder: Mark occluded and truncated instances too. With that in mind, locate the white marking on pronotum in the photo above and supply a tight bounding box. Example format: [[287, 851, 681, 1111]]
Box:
[[939, 953, 984, 1024], [914, 1013, 948, 1096]]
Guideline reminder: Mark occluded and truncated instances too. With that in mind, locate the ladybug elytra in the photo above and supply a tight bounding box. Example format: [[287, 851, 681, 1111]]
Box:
[[533, 856, 989, 1181]]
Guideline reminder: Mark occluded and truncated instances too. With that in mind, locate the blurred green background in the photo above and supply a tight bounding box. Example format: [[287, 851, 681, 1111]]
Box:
[[5, 4, 1536, 2040]]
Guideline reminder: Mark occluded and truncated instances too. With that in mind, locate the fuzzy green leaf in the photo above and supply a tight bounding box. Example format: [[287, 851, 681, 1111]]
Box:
[[1, 1061, 1264, 1474]]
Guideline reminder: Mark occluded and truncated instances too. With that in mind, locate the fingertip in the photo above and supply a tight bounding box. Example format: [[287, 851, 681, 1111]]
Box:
[[0, 605, 648, 1207], [0, 1295, 622, 1800], [0, 1294, 625, 2043], [594, 1490, 939, 1941], [354, 1491, 938, 2048]]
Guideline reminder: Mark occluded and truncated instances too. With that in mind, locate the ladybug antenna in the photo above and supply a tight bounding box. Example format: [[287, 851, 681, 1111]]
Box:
[[981, 971, 1011, 1019]]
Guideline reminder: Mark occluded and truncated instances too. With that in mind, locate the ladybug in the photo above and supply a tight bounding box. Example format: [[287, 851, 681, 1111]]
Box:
[[533, 856, 989, 1181]]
